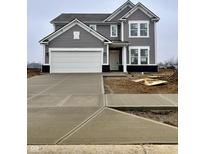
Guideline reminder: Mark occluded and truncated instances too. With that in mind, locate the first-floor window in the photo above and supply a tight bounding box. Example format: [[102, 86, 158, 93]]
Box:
[[129, 47, 149, 64], [130, 49, 138, 64], [140, 49, 148, 64]]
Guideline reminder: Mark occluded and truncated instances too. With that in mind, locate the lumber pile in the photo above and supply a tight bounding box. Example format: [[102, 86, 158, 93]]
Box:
[[132, 78, 168, 86]]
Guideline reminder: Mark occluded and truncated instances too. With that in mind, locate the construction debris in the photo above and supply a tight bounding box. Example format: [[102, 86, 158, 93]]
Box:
[[147, 75, 161, 78], [144, 79, 168, 86], [132, 78, 168, 86], [132, 78, 147, 83]]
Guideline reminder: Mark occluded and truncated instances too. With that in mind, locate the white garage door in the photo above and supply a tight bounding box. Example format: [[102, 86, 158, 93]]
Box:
[[50, 51, 102, 73]]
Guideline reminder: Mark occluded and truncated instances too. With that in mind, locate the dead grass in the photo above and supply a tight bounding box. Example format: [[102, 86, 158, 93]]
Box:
[[115, 108, 178, 127], [104, 69, 178, 94], [27, 68, 41, 78]]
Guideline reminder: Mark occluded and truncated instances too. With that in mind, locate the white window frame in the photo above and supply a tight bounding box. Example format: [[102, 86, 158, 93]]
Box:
[[89, 24, 97, 31], [110, 24, 118, 37], [129, 20, 149, 38], [129, 46, 150, 65]]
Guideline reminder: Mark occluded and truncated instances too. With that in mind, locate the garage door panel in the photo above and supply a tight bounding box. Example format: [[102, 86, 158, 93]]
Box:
[[52, 58, 100, 63], [51, 51, 102, 73]]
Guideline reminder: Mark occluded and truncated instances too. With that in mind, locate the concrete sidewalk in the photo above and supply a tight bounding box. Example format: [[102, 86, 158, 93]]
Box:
[[60, 108, 177, 144], [28, 145, 178, 154], [28, 74, 178, 145], [106, 94, 178, 107]]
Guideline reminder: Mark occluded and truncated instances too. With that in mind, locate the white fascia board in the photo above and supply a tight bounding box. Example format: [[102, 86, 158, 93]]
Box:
[[103, 1, 134, 22], [120, 3, 160, 21], [40, 18, 111, 44], [49, 48, 104, 52]]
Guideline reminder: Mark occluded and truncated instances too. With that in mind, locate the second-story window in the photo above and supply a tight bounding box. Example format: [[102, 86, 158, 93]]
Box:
[[110, 25, 118, 37], [89, 24, 97, 31], [129, 21, 149, 37]]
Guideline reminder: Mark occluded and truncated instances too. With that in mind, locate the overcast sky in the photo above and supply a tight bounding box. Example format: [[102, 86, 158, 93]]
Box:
[[28, 0, 178, 63]]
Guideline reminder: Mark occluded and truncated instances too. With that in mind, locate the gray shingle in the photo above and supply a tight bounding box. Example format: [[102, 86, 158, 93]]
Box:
[[51, 13, 111, 23]]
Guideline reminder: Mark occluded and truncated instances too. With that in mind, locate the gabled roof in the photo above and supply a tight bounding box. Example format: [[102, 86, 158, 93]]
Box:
[[103, 0, 135, 22], [50, 14, 111, 23], [120, 2, 160, 21], [40, 18, 111, 44]]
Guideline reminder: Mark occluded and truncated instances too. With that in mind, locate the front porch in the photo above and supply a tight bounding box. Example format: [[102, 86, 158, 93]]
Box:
[[103, 41, 128, 73], [102, 42, 158, 73]]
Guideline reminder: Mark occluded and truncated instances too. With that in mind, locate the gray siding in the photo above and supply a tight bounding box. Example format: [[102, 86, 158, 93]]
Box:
[[45, 45, 49, 64], [111, 6, 132, 22], [47, 25, 106, 65], [124, 9, 155, 64], [54, 23, 66, 31], [54, 23, 121, 41], [94, 24, 121, 41], [49, 25, 105, 48]]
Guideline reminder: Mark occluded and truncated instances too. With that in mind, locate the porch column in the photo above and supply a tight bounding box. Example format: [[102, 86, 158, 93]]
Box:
[[122, 46, 127, 72], [106, 44, 109, 65], [121, 21, 124, 41]]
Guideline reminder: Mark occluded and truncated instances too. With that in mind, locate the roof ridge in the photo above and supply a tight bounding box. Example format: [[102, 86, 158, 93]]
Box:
[[61, 13, 111, 14]]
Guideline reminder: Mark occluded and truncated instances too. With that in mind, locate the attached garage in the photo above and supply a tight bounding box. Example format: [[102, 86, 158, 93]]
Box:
[[50, 48, 102, 73], [40, 19, 111, 73]]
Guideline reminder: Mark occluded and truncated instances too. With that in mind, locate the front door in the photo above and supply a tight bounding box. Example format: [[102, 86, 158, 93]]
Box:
[[110, 51, 119, 71]]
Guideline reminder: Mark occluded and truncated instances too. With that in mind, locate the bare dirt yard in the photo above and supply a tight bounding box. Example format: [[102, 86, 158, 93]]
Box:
[[114, 108, 178, 127], [104, 69, 178, 94], [27, 68, 41, 78]]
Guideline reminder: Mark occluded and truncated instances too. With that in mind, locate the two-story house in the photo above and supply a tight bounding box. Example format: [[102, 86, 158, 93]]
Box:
[[40, 0, 160, 73]]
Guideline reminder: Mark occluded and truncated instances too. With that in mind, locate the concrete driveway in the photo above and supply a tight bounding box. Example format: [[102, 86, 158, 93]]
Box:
[[28, 74, 104, 144], [28, 74, 177, 145]]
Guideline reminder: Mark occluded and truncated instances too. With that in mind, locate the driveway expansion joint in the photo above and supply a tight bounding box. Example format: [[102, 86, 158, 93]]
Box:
[[56, 79, 107, 144], [55, 106, 105, 144], [28, 76, 68, 101]]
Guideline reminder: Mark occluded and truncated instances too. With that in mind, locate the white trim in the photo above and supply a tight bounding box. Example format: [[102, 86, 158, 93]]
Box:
[[89, 24, 97, 31], [122, 46, 127, 72], [49, 48, 104, 51], [128, 20, 149, 38], [110, 24, 118, 37], [103, 0, 135, 22], [154, 22, 157, 64], [129, 46, 150, 65], [120, 2, 160, 21], [49, 48, 104, 73], [106, 44, 109, 65], [40, 18, 111, 43], [121, 22, 124, 41]]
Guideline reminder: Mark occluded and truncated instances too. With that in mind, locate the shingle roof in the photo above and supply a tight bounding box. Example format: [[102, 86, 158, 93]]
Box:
[[50, 13, 111, 23]]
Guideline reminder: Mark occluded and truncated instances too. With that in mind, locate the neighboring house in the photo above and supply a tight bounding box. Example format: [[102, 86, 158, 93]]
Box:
[[40, 0, 160, 73]]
